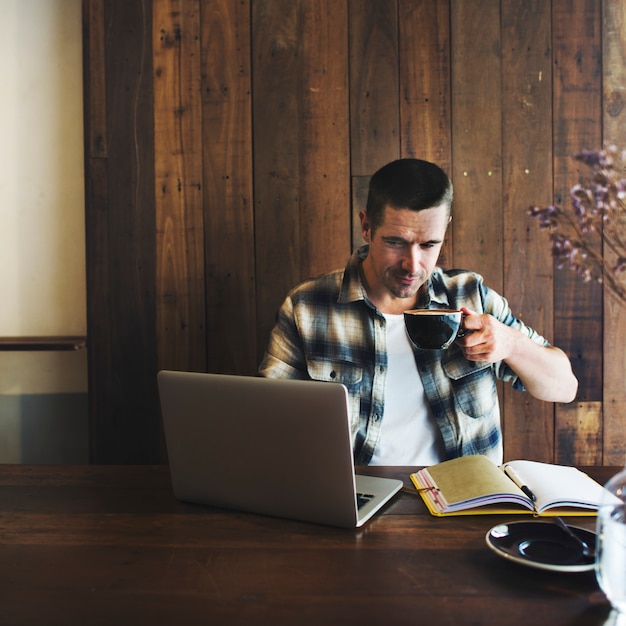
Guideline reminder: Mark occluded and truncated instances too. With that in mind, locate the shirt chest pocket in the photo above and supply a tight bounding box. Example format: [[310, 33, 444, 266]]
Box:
[[306, 360, 363, 431], [306, 359, 363, 386], [441, 356, 496, 419]]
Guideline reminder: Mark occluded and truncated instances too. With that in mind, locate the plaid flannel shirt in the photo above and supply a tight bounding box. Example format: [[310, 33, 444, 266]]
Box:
[[259, 246, 549, 465]]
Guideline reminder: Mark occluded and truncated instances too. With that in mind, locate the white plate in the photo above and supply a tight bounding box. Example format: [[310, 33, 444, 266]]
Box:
[[485, 520, 596, 572]]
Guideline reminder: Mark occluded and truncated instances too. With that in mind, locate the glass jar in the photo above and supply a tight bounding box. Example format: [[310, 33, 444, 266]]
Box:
[[596, 464, 626, 614]]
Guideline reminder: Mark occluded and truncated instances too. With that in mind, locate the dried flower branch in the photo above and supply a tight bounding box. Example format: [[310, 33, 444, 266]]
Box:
[[528, 144, 626, 308]]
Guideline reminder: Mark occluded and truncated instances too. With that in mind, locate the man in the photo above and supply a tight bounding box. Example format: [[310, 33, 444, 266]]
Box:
[[259, 159, 578, 465]]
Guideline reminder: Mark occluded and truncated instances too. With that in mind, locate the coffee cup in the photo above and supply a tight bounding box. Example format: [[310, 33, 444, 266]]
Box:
[[404, 308, 465, 350]]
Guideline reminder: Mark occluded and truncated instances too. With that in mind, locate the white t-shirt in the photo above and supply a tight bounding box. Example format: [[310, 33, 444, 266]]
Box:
[[369, 313, 444, 466]]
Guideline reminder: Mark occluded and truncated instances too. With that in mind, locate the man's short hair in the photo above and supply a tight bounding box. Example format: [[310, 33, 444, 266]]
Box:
[[365, 158, 453, 233]]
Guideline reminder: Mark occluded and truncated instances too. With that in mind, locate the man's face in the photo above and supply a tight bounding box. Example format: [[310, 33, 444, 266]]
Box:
[[360, 204, 450, 312]]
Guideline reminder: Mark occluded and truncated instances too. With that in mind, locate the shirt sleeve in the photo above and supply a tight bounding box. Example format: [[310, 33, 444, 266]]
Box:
[[258, 294, 310, 380], [481, 282, 550, 390]]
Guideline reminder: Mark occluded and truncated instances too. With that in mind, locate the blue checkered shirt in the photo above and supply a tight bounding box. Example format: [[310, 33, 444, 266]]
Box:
[[259, 246, 549, 465]]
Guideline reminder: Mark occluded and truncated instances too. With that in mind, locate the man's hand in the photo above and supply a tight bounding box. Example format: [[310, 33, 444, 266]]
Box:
[[456, 307, 518, 363], [455, 307, 578, 403]]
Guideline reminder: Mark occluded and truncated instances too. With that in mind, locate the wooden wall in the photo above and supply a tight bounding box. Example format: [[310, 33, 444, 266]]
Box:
[[82, 0, 626, 465]]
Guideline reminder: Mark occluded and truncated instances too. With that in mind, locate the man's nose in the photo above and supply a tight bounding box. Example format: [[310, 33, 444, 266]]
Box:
[[402, 246, 421, 274]]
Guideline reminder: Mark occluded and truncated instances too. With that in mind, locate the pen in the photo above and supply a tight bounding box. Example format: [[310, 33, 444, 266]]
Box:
[[503, 465, 537, 502]]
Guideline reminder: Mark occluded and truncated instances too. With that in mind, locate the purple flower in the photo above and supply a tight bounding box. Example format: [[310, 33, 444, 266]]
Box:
[[528, 205, 559, 229], [530, 144, 626, 306], [574, 149, 603, 168], [613, 257, 626, 274]]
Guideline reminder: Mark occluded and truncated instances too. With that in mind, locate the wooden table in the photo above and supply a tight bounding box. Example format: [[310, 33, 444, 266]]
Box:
[[0, 465, 619, 626]]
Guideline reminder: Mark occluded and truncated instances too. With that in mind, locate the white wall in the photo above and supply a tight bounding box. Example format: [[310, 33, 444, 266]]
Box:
[[0, 0, 88, 462]]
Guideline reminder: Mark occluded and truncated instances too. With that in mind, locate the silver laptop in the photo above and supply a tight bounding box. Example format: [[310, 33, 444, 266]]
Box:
[[157, 371, 403, 528]]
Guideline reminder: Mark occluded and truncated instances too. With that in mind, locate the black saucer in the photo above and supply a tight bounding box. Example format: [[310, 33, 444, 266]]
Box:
[[486, 520, 596, 572]]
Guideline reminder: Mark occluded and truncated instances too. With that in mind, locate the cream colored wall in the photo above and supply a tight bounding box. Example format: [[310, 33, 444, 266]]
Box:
[[0, 0, 88, 462]]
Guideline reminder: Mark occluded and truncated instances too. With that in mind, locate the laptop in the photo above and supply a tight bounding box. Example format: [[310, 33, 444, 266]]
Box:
[[157, 370, 403, 528]]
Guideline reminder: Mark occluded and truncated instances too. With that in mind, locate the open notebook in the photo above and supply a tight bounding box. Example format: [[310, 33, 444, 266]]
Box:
[[157, 371, 402, 528], [410, 455, 611, 517]]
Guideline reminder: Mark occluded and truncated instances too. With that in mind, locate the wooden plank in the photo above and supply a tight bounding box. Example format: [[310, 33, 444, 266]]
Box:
[[201, 0, 256, 375], [252, 0, 301, 360], [114, 0, 160, 462], [552, 0, 603, 464], [556, 402, 603, 466], [399, 0, 451, 170], [153, 0, 206, 374], [82, 0, 107, 158], [500, 0, 554, 462], [87, 0, 162, 463], [83, 1, 112, 462], [602, 0, 626, 464], [450, 0, 502, 292], [399, 0, 452, 268], [349, 0, 399, 176], [253, 0, 351, 361], [84, 156, 114, 463], [298, 0, 351, 278]]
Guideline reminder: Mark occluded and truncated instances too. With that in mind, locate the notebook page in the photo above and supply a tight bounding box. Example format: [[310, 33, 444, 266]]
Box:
[[507, 460, 605, 511]]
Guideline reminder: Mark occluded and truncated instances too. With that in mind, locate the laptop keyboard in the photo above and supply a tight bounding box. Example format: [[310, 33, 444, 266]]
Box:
[[356, 493, 375, 509]]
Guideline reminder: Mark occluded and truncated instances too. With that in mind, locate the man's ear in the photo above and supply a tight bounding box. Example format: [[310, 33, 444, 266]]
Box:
[[359, 210, 372, 242]]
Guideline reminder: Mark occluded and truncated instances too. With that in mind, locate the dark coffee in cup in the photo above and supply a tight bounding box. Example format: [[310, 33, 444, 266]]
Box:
[[404, 309, 463, 350]]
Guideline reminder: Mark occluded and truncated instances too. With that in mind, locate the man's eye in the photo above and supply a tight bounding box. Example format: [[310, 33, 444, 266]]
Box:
[[385, 240, 404, 248]]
